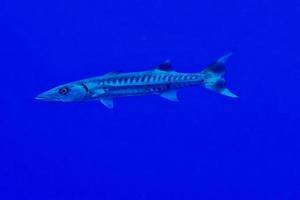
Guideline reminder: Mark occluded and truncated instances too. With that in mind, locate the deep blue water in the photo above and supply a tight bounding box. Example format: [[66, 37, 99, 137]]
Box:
[[1, 0, 299, 199]]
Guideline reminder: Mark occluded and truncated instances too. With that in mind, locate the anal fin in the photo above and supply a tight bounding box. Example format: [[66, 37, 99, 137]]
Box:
[[160, 90, 179, 102]]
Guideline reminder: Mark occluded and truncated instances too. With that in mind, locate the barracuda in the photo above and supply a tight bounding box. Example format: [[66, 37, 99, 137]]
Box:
[[35, 53, 238, 109]]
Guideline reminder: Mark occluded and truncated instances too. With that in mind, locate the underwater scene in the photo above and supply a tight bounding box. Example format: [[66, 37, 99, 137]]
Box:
[[0, 0, 299, 199]]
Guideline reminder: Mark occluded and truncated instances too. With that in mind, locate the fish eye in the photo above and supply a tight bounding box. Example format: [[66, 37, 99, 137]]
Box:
[[59, 87, 69, 95]]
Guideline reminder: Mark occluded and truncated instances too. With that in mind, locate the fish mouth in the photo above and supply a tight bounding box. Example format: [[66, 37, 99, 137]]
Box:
[[35, 95, 47, 101], [34, 93, 58, 101]]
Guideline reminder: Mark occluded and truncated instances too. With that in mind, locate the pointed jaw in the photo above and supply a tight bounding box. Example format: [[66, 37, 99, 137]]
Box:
[[34, 91, 59, 101]]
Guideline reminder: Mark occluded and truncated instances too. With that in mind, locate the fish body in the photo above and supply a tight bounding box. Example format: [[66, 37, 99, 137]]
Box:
[[83, 70, 202, 98], [35, 53, 238, 109]]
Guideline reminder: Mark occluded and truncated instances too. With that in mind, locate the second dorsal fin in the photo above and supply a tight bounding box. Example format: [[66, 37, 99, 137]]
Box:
[[156, 60, 172, 71]]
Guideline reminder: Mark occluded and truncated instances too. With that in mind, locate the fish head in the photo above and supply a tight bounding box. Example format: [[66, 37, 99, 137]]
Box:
[[35, 82, 88, 102]]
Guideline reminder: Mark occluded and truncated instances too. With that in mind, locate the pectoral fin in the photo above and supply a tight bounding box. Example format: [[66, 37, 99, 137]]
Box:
[[160, 90, 179, 102], [99, 98, 114, 109], [91, 89, 106, 98]]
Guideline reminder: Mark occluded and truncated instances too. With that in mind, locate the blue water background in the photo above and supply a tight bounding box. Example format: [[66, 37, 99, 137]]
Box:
[[0, 0, 299, 199]]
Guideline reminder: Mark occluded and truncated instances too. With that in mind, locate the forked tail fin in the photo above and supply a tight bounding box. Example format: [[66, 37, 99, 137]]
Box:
[[200, 53, 238, 98]]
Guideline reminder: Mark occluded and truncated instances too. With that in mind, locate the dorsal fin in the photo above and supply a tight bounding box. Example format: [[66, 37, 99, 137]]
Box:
[[103, 71, 121, 77], [156, 60, 172, 71]]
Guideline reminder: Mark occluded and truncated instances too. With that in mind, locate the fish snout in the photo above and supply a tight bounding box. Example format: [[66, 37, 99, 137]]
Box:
[[35, 91, 58, 101], [35, 93, 46, 100]]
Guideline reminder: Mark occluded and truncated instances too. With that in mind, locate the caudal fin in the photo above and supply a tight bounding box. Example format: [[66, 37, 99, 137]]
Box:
[[200, 53, 238, 98]]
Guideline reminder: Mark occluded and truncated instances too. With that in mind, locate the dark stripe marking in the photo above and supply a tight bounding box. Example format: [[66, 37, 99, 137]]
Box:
[[81, 83, 89, 92], [152, 75, 157, 81], [123, 77, 129, 84], [146, 75, 151, 82], [111, 79, 117, 84], [141, 76, 146, 82], [129, 76, 135, 83]]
